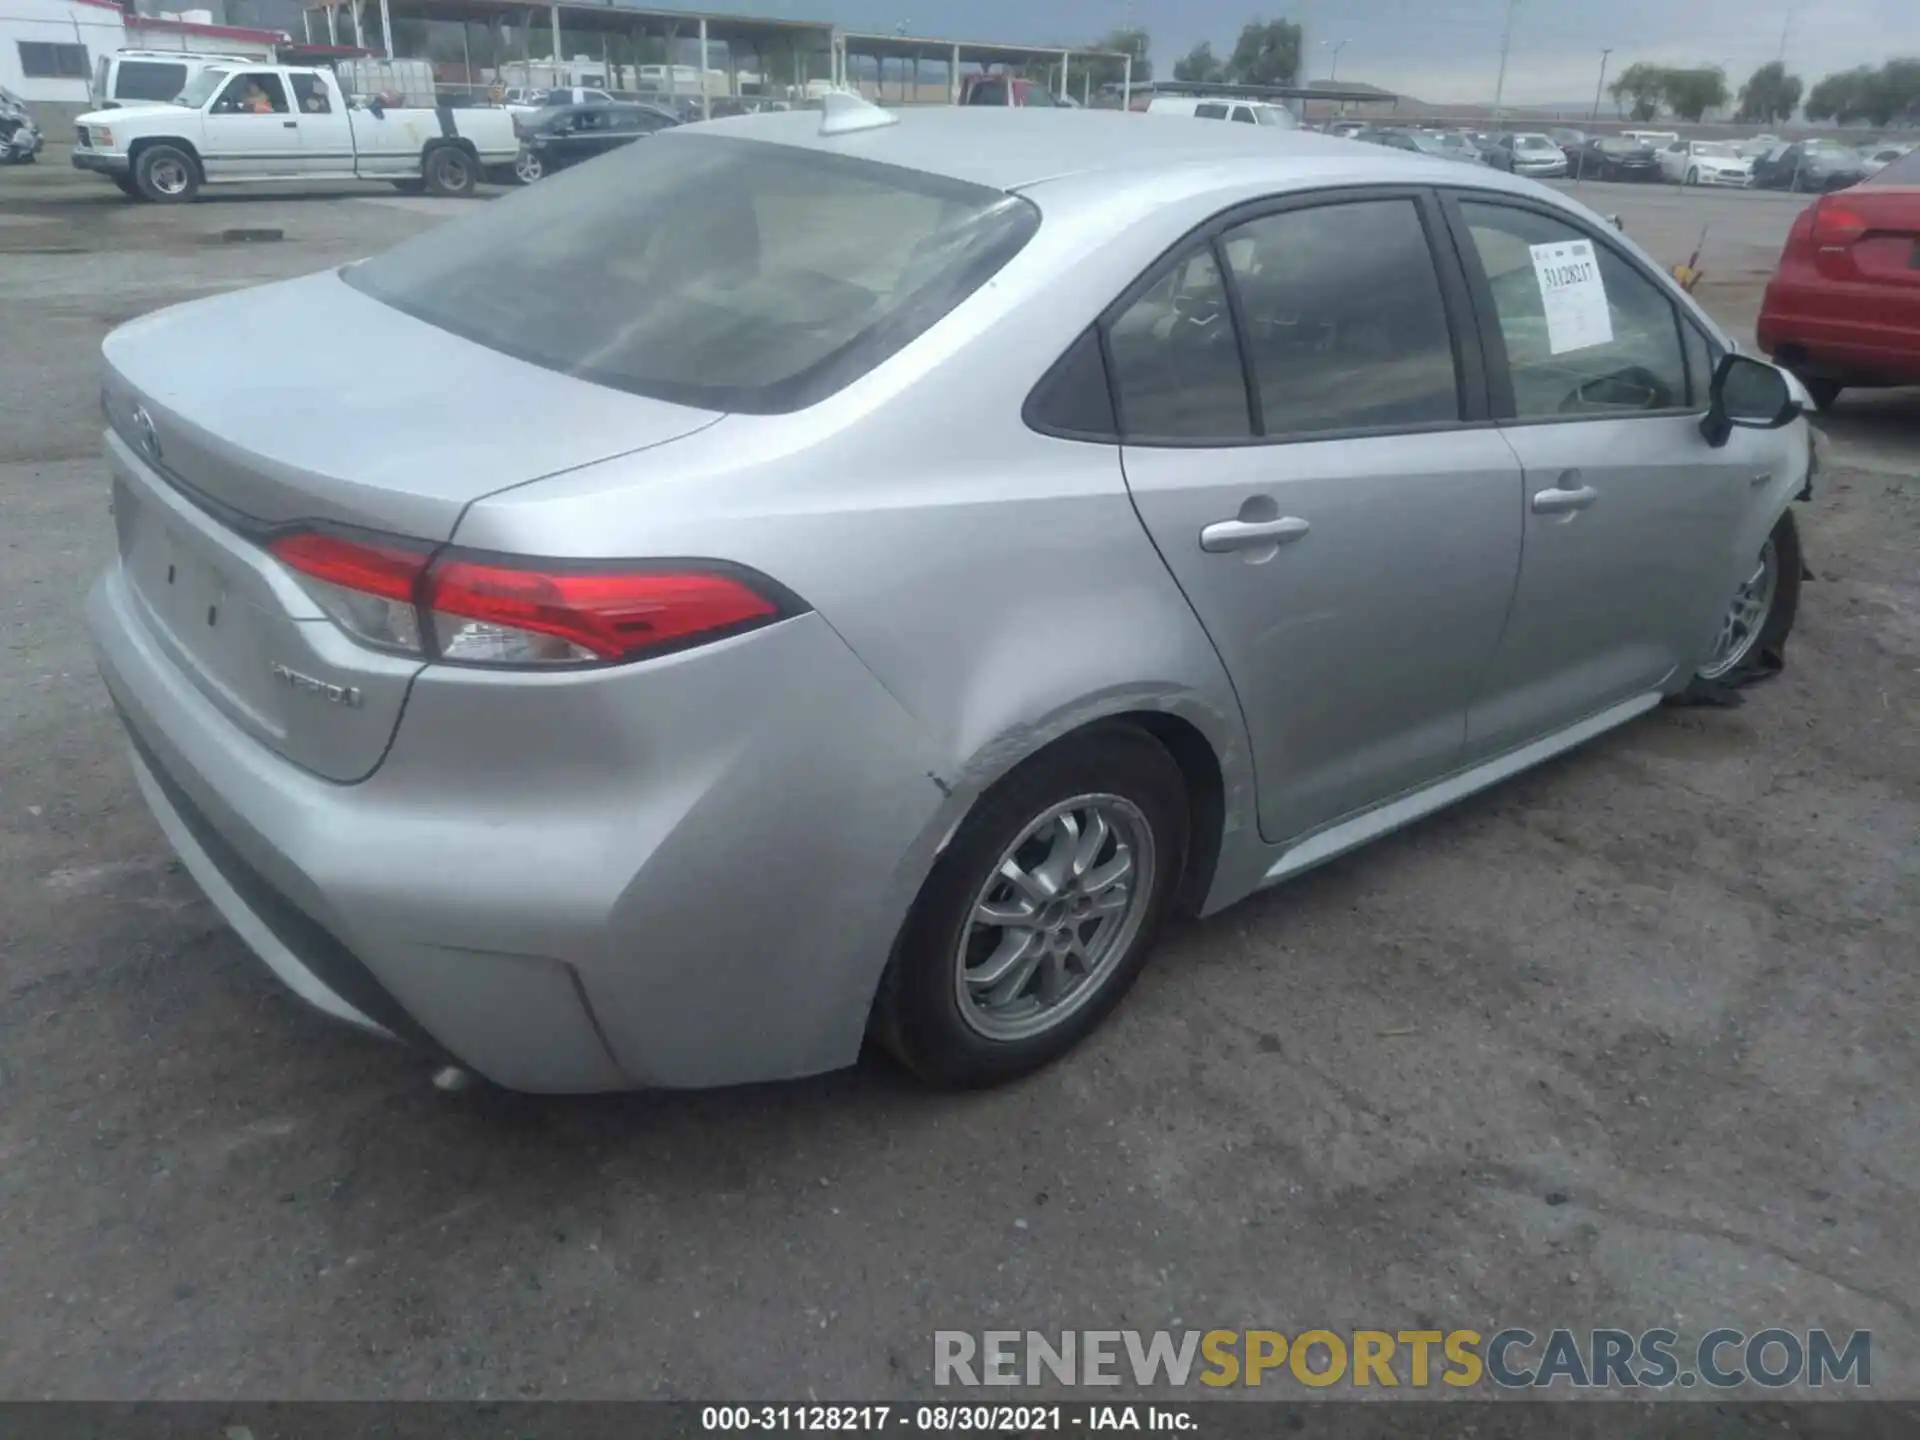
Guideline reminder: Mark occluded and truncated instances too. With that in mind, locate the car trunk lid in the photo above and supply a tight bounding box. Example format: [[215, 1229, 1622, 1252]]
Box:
[[100, 268, 720, 781]]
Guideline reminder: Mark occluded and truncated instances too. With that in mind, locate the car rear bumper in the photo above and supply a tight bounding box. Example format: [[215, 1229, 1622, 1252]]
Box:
[[1758, 301, 1920, 385], [71, 150, 130, 176], [89, 557, 955, 1092]]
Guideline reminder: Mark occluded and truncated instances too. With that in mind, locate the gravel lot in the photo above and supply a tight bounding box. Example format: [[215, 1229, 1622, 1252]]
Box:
[[2, 157, 1916, 1402]]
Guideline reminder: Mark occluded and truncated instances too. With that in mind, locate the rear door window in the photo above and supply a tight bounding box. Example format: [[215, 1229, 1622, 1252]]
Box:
[[1219, 198, 1461, 435], [1230, 106, 1257, 124], [1195, 103, 1229, 120], [114, 59, 189, 102], [1107, 246, 1252, 440]]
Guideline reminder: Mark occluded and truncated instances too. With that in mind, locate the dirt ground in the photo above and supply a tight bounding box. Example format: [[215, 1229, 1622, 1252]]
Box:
[[1, 158, 1916, 1402]]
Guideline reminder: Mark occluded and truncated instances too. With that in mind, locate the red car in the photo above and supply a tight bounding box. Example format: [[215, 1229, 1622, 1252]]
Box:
[[1757, 148, 1920, 409]]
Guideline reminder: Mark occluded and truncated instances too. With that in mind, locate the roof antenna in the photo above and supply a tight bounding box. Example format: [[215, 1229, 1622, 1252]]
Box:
[[819, 89, 900, 136]]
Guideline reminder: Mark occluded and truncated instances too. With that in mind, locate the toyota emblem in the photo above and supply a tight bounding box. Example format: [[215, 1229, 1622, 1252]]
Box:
[[131, 405, 160, 464]]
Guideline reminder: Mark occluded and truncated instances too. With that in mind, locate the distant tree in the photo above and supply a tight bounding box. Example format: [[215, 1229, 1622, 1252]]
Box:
[[1735, 61, 1803, 124], [1173, 41, 1225, 84], [1081, 27, 1151, 89], [1806, 66, 1876, 124], [1225, 19, 1302, 87], [1608, 61, 1665, 121], [1662, 67, 1728, 122]]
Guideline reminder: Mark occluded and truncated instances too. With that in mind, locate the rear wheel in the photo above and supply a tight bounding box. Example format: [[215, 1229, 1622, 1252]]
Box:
[[1697, 509, 1801, 682], [513, 147, 544, 183], [422, 144, 477, 198], [133, 144, 198, 203], [875, 724, 1188, 1088]]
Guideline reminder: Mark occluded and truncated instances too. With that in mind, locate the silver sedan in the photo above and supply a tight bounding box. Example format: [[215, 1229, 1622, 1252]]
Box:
[[88, 102, 1813, 1092]]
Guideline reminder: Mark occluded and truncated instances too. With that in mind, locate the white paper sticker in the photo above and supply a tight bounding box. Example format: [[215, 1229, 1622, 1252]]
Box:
[[1529, 239, 1613, 355]]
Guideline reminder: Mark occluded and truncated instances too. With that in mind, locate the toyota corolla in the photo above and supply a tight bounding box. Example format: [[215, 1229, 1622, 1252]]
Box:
[[88, 100, 1812, 1092]]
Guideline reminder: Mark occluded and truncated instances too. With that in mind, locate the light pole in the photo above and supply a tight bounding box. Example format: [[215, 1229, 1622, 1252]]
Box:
[[1489, 0, 1519, 124], [1590, 46, 1612, 121], [1777, 4, 1795, 63], [1322, 37, 1351, 83]]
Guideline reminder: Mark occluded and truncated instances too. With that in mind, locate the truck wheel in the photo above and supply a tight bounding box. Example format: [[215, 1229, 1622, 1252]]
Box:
[[423, 144, 477, 198], [134, 144, 199, 203]]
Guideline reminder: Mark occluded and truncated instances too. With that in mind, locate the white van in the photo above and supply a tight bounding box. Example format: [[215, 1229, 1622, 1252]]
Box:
[[90, 51, 260, 109], [1146, 95, 1298, 128]]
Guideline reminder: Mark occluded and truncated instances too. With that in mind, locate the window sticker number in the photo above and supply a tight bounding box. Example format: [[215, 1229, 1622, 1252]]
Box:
[[1529, 238, 1614, 354]]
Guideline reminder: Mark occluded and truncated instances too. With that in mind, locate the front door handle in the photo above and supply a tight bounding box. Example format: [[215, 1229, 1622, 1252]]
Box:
[[283, 120, 298, 128], [1200, 516, 1311, 553], [1530, 485, 1599, 516]]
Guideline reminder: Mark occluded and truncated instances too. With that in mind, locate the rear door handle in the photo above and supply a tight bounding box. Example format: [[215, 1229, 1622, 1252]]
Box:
[[1200, 516, 1311, 553], [1530, 485, 1599, 516]]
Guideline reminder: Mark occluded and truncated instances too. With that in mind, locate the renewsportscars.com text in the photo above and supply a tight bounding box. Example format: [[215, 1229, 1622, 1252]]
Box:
[[933, 1328, 1871, 1390]]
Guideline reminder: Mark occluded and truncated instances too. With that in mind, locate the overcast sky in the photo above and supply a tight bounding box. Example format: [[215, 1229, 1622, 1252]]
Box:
[[793, 0, 1919, 105]]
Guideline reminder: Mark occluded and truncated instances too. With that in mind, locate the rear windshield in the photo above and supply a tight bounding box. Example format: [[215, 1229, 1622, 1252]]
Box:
[[344, 135, 1039, 414]]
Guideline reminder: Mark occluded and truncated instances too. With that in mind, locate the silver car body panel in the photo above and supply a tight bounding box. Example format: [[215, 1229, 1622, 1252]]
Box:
[[88, 109, 1811, 1088]]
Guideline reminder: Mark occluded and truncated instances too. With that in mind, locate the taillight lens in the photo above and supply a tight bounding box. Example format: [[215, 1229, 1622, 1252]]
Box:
[[427, 556, 779, 665], [1810, 199, 1868, 246], [269, 528, 430, 654], [268, 528, 792, 668]]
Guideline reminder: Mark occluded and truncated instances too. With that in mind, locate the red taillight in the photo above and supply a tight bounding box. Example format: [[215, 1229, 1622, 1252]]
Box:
[[270, 529, 429, 601], [426, 557, 779, 664], [1810, 198, 1869, 247], [267, 527, 792, 667]]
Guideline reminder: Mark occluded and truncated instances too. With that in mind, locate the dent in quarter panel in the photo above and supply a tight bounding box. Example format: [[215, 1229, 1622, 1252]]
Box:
[[369, 616, 955, 1087]]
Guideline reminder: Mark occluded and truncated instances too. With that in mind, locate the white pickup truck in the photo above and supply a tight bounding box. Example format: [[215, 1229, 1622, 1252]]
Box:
[[71, 63, 517, 203]]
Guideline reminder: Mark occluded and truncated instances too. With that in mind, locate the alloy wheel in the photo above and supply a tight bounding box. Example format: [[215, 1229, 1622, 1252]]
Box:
[[1699, 537, 1779, 680], [514, 149, 543, 183], [954, 795, 1155, 1042]]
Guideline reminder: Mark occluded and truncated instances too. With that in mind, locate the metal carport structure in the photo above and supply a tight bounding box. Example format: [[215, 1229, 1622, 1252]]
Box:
[[299, 0, 836, 117], [829, 31, 1137, 109]]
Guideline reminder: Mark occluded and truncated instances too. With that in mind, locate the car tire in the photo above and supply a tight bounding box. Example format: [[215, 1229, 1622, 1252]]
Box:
[[1800, 377, 1842, 411], [513, 148, 543, 183], [874, 723, 1189, 1089], [1685, 166, 1699, 186], [133, 144, 199, 203], [1695, 508, 1802, 684], [422, 144, 477, 198], [388, 177, 426, 194]]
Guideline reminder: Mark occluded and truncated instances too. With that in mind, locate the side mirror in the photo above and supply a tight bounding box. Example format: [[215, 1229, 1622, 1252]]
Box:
[[1701, 353, 1800, 448]]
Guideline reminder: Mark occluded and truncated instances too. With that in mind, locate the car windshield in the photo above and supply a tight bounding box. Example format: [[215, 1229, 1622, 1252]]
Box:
[[345, 135, 1039, 414], [173, 68, 230, 108], [1692, 142, 1740, 159]]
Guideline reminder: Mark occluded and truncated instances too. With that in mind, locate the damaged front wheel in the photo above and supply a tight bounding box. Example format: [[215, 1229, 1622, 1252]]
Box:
[[1697, 509, 1803, 685]]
